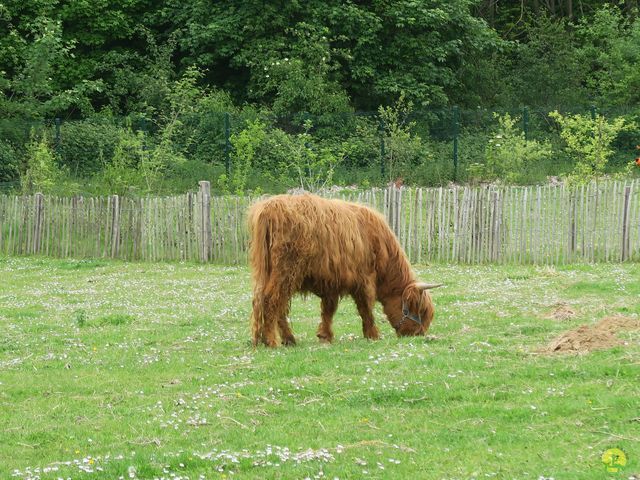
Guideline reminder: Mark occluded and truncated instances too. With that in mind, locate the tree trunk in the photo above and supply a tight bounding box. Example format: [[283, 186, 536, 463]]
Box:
[[486, 0, 495, 27]]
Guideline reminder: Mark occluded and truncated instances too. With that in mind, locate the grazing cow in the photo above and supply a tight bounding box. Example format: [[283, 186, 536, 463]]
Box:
[[248, 194, 441, 347]]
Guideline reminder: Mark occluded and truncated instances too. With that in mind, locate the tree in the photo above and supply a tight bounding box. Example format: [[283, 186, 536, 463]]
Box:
[[576, 5, 640, 107], [155, 0, 499, 110]]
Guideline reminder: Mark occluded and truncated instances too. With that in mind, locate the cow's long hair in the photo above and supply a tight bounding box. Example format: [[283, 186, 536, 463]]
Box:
[[248, 194, 439, 347]]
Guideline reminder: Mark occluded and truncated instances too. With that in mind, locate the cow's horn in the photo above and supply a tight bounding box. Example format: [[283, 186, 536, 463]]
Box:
[[416, 282, 443, 290]]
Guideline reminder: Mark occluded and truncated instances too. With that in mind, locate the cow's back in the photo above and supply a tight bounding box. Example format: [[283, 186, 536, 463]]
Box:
[[249, 194, 389, 294]]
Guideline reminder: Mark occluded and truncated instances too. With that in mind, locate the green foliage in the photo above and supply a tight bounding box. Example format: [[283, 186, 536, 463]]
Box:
[[285, 121, 341, 192], [21, 131, 61, 193], [378, 94, 430, 182], [153, 0, 499, 109], [549, 111, 632, 183], [0, 139, 19, 182], [73, 309, 87, 328], [576, 5, 640, 107], [476, 113, 553, 184], [2, 1, 640, 193], [57, 119, 121, 176], [222, 119, 341, 193], [227, 120, 267, 194], [96, 127, 145, 195], [255, 24, 352, 116], [500, 14, 585, 107], [103, 121, 181, 195], [96, 313, 134, 326], [0, 17, 101, 118], [339, 117, 380, 170]]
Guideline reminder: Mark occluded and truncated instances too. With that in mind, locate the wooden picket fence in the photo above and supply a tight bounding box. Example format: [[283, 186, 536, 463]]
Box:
[[0, 180, 639, 264]]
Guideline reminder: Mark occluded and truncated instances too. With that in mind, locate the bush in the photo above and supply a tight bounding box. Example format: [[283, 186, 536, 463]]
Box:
[[468, 113, 553, 184], [226, 120, 267, 194], [57, 119, 122, 176], [284, 121, 341, 192], [21, 132, 63, 194], [94, 128, 146, 195], [378, 94, 430, 182], [549, 111, 632, 183], [0, 140, 20, 183]]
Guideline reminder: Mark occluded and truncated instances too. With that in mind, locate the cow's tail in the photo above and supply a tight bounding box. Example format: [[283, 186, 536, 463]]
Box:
[[248, 203, 272, 345]]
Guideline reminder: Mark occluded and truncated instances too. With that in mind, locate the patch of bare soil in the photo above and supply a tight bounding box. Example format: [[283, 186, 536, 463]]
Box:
[[545, 302, 576, 321], [541, 316, 640, 354]]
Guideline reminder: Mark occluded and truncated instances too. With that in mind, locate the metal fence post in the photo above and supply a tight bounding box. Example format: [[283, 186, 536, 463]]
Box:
[[140, 117, 148, 151], [379, 118, 386, 179], [452, 106, 459, 183], [54, 117, 61, 154], [224, 112, 231, 176], [523, 106, 529, 141]]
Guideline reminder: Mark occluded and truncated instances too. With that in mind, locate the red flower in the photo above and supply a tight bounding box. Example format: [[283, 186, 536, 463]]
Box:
[[636, 157, 640, 167]]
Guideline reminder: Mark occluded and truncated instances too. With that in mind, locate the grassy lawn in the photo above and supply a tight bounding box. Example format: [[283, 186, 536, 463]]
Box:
[[1, 257, 639, 479]]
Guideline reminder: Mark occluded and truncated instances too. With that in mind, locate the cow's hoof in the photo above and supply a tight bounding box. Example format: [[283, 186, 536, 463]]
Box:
[[317, 334, 334, 344], [364, 328, 380, 340], [281, 336, 297, 346]]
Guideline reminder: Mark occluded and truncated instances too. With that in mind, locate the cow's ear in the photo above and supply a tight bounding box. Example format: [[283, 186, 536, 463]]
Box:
[[415, 282, 443, 291]]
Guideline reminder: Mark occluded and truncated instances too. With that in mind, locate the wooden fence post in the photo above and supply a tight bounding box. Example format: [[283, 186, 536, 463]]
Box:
[[110, 194, 120, 258], [491, 190, 500, 262], [33, 192, 44, 254], [199, 181, 212, 262], [569, 192, 577, 261], [621, 185, 631, 261]]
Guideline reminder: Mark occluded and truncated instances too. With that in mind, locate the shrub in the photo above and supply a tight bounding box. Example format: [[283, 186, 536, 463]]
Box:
[[57, 120, 122, 177], [227, 120, 268, 194], [21, 132, 62, 194], [95, 128, 146, 195], [475, 113, 553, 184], [340, 117, 381, 170], [549, 111, 632, 183], [378, 94, 429, 182], [0, 140, 20, 183]]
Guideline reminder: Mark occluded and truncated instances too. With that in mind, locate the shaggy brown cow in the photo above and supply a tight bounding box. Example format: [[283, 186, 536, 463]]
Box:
[[248, 194, 441, 347]]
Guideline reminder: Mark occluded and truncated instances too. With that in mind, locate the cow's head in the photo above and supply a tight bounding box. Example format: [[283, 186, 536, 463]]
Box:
[[385, 282, 442, 336]]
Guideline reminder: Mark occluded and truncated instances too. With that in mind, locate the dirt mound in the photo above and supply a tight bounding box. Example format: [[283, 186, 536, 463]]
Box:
[[545, 302, 576, 321], [541, 315, 640, 354], [597, 316, 640, 333]]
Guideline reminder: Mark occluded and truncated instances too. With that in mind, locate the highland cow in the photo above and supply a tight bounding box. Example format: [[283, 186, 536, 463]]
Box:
[[248, 194, 441, 347]]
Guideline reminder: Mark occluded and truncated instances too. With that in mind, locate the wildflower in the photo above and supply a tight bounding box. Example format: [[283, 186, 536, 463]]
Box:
[[635, 157, 640, 167]]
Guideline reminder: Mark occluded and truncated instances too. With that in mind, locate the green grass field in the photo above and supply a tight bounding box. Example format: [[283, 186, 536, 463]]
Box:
[[1, 258, 639, 479]]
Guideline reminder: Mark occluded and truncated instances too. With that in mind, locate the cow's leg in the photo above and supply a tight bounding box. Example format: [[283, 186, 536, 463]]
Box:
[[317, 294, 338, 343], [252, 275, 291, 347], [274, 269, 301, 346], [277, 314, 296, 346], [353, 285, 379, 340], [256, 263, 303, 347], [251, 291, 267, 346]]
